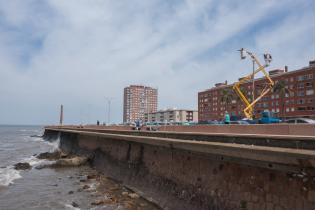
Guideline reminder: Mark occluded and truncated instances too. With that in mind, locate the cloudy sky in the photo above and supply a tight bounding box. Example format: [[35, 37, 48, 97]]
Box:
[[0, 0, 315, 125]]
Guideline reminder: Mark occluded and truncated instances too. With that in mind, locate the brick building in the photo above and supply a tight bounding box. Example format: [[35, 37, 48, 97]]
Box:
[[198, 61, 315, 122], [144, 108, 198, 123], [123, 85, 158, 123]]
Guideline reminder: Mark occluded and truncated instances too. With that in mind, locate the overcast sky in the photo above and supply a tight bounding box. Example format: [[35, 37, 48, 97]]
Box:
[[0, 0, 315, 125]]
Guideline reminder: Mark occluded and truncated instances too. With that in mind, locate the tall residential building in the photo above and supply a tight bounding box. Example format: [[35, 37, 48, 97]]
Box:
[[123, 85, 158, 123], [198, 60, 315, 122]]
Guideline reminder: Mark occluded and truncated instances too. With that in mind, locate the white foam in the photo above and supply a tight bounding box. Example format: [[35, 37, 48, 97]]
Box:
[[0, 167, 22, 186], [64, 204, 81, 210], [48, 135, 61, 152], [22, 156, 55, 167]]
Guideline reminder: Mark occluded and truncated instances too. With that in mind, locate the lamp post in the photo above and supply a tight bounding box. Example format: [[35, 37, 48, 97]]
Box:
[[105, 97, 114, 125]]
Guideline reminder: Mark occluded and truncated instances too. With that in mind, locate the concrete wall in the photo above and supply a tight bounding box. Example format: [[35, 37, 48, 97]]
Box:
[[159, 124, 315, 136], [47, 124, 315, 136], [45, 129, 315, 210]]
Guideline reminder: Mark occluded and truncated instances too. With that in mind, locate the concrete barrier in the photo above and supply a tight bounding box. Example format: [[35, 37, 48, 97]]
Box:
[[44, 127, 315, 210], [158, 124, 315, 136]]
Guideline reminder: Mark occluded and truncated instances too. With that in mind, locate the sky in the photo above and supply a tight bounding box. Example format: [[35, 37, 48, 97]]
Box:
[[0, 0, 315, 125]]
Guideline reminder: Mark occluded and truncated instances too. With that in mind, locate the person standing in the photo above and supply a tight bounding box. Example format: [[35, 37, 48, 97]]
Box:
[[224, 111, 230, 124]]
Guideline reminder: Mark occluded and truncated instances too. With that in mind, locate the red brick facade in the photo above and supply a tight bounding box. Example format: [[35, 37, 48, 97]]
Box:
[[198, 63, 315, 122]]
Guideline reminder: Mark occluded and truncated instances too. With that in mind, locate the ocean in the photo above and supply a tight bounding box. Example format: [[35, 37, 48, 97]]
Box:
[[0, 125, 160, 210]]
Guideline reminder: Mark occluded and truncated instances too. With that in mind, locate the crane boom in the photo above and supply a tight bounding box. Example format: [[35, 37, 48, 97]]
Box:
[[232, 49, 274, 119]]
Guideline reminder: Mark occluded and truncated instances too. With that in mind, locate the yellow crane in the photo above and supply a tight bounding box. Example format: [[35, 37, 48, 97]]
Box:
[[232, 48, 274, 119]]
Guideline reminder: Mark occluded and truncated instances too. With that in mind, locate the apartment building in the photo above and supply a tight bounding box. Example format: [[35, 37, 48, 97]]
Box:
[[144, 108, 198, 123], [198, 60, 315, 122], [123, 85, 158, 123]]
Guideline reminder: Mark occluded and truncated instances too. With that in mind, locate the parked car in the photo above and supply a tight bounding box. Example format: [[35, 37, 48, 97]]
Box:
[[284, 118, 315, 124]]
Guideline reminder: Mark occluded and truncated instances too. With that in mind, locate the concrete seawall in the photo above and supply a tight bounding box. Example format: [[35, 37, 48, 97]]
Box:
[[44, 127, 315, 210]]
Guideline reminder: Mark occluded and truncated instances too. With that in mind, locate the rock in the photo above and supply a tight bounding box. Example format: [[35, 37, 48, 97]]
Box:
[[37, 151, 61, 160], [122, 191, 128, 196], [91, 200, 104, 205], [54, 156, 89, 167], [82, 185, 90, 190], [60, 152, 69, 158], [68, 191, 74, 194], [72, 201, 79, 207], [49, 184, 58, 187], [128, 193, 140, 199], [87, 174, 97, 179], [79, 175, 88, 182], [14, 162, 31, 170]]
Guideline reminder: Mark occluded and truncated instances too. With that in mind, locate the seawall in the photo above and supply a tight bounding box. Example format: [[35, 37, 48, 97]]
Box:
[[44, 127, 315, 210]]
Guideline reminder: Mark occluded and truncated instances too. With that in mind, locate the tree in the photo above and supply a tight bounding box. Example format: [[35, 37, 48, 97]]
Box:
[[220, 88, 234, 112], [272, 80, 291, 119]]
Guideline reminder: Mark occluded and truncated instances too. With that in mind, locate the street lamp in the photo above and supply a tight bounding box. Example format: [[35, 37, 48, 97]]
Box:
[[105, 97, 114, 125]]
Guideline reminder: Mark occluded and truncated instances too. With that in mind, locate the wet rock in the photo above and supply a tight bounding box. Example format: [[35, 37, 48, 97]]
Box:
[[37, 151, 61, 160], [128, 193, 140, 199], [14, 162, 31, 170], [54, 156, 89, 167], [79, 175, 88, 182], [91, 200, 104, 205], [87, 174, 97, 179], [72, 201, 79, 207]]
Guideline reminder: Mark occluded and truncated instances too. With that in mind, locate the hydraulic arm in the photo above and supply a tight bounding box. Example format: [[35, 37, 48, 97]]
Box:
[[233, 49, 274, 119]]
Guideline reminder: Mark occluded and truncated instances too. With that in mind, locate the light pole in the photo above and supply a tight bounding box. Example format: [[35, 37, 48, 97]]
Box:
[[105, 97, 114, 125], [252, 59, 255, 103]]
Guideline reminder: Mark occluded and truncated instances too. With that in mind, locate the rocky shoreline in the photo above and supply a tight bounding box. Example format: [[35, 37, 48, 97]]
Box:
[[13, 150, 162, 210]]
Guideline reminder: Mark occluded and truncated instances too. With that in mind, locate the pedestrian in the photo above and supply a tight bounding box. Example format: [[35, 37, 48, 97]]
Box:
[[224, 111, 230, 124], [97, 120, 100, 126], [135, 120, 141, 130]]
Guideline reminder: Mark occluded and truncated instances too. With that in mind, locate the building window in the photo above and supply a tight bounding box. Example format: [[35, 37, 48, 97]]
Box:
[[297, 91, 305, 97], [297, 107, 306, 111], [306, 82, 313, 88], [307, 107, 315, 111], [297, 99, 305, 105], [297, 83, 304, 89], [286, 108, 290, 112], [307, 98, 315, 103], [297, 74, 313, 81], [306, 89, 314, 96], [291, 107, 295, 112]]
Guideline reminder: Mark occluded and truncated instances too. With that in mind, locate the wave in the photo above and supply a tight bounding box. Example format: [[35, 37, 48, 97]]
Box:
[[22, 156, 55, 168], [0, 166, 22, 187], [47, 134, 61, 152], [64, 204, 81, 210]]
